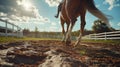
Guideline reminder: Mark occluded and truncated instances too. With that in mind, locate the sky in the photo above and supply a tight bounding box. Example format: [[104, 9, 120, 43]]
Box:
[[0, 0, 120, 32]]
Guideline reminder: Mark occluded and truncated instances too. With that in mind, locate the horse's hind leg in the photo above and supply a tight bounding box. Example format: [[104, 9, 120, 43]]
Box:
[[74, 11, 86, 47], [60, 17, 66, 42], [66, 23, 70, 33]]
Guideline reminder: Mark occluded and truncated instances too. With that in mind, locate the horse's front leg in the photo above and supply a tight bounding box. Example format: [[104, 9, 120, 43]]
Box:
[[65, 21, 75, 45], [74, 13, 86, 47]]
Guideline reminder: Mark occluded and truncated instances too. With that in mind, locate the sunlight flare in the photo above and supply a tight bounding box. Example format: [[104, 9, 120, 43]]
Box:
[[17, 0, 33, 11]]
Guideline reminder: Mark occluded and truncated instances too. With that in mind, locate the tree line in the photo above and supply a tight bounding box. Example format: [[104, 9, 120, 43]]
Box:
[[23, 19, 118, 37]]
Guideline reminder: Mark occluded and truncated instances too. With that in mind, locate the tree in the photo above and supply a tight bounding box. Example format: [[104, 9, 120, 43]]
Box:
[[92, 19, 115, 33], [23, 28, 30, 35], [72, 29, 94, 36]]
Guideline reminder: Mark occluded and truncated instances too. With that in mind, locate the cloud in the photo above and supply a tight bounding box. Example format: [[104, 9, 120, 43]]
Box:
[[51, 22, 57, 26], [49, 26, 58, 32], [0, 12, 7, 17], [45, 0, 62, 7], [29, 17, 51, 25], [0, 0, 36, 17], [96, 5, 100, 8], [118, 22, 120, 26], [0, 0, 49, 24], [104, 0, 120, 10]]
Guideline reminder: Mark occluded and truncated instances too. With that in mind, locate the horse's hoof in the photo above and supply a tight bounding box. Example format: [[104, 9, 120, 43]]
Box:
[[65, 41, 71, 46], [74, 42, 79, 47]]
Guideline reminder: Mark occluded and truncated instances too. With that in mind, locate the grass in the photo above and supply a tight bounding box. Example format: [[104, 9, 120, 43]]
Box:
[[0, 36, 23, 43], [23, 37, 60, 41], [0, 36, 60, 44], [0, 36, 120, 45]]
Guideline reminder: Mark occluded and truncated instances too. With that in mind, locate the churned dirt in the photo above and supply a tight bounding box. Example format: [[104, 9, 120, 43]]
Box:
[[0, 40, 120, 67]]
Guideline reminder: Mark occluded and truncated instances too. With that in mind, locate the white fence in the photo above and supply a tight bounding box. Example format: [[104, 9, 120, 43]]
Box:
[[0, 19, 23, 37], [82, 31, 120, 40]]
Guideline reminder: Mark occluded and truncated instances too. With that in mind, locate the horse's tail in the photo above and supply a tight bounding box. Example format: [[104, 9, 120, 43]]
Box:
[[85, 0, 111, 28]]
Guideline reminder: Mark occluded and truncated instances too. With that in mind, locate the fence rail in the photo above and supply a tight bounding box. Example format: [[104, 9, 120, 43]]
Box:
[[82, 31, 120, 40], [0, 19, 23, 37]]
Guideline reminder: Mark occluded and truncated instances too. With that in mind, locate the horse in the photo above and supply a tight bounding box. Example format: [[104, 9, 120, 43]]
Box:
[[60, 0, 111, 46]]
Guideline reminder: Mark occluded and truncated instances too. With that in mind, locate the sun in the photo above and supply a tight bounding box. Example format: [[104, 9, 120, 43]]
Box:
[[23, 1, 32, 11], [17, 0, 33, 11]]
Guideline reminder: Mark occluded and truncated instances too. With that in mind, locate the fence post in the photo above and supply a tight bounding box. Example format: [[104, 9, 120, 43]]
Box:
[[94, 33, 96, 41], [12, 24, 14, 36], [20, 30, 23, 37], [105, 32, 107, 40], [5, 20, 8, 37], [17, 26, 19, 37], [89, 35, 91, 39]]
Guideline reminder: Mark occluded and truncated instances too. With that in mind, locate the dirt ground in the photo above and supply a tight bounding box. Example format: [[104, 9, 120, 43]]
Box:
[[0, 40, 120, 67]]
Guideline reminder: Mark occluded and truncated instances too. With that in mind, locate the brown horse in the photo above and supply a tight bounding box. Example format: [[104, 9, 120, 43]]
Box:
[[60, 0, 111, 46]]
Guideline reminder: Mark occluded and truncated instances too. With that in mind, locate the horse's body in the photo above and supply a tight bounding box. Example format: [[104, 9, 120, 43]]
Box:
[[60, 0, 110, 46]]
